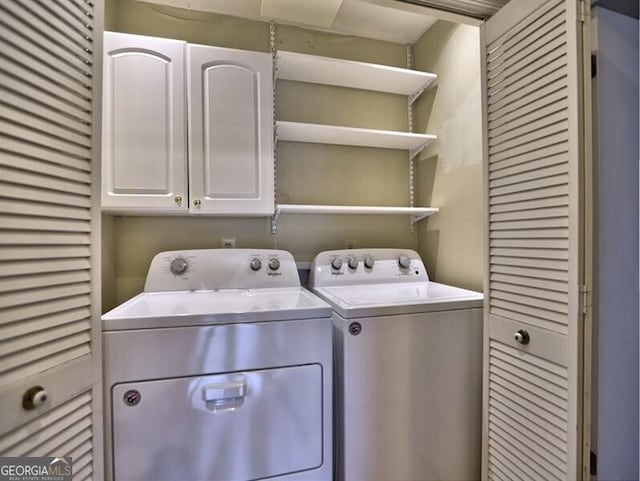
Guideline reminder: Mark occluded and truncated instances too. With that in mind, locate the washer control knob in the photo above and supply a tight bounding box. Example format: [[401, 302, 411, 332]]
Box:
[[398, 255, 411, 269], [364, 256, 375, 269], [170, 257, 188, 275], [268, 258, 280, 271], [347, 257, 358, 270], [250, 258, 262, 271], [331, 258, 343, 270]]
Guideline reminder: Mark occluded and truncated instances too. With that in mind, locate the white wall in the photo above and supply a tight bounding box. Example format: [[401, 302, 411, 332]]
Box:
[[413, 21, 483, 291], [591, 7, 639, 479]]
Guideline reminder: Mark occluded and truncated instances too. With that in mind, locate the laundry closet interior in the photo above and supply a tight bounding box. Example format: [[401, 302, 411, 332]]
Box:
[[100, 0, 485, 311]]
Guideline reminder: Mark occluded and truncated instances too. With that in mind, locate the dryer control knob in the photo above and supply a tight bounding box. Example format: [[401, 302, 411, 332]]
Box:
[[250, 258, 262, 271], [170, 257, 189, 275], [268, 258, 280, 271], [364, 256, 375, 269], [331, 258, 343, 270], [347, 257, 358, 270], [398, 255, 411, 269]]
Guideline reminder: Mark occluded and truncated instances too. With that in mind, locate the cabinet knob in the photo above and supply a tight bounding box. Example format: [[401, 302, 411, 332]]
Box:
[[514, 329, 530, 345], [174, 195, 183, 205], [22, 386, 48, 410], [193, 199, 202, 208]]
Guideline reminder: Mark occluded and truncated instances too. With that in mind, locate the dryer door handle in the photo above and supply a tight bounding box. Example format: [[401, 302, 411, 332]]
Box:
[[202, 381, 246, 412]]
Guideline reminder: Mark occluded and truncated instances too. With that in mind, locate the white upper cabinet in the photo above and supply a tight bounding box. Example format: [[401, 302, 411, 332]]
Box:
[[187, 45, 274, 215], [101, 34, 274, 216], [102, 32, 188, 212]]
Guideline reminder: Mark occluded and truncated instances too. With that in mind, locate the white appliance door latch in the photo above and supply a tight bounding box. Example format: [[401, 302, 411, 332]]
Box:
[[202, 380, 246, 412]]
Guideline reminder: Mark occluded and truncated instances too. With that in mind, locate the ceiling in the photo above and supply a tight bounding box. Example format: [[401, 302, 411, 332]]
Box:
[[134, 0, 460, 44]]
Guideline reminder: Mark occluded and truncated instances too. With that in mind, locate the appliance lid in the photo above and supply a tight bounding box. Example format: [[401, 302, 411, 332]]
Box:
[[102, 287, 332, 330], [313, 281, 483, 318]]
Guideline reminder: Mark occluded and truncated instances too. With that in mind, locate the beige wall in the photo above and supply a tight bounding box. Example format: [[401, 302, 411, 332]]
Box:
[[102, 0, 420, 310], [413, 21, 484, 291]]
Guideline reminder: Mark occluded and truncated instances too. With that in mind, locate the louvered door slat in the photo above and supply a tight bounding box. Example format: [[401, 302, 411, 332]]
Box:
[[490, 153, 568, 181], [488, 21, 566, 87], [483, 0, 584, 478], [1, 185, 91, 210], [26, 1, 93, 43], [487, 0, 563, 62], [0, 16, 92, 77], [0, 247, 91, 262], [489, 413, 567, 473], [489, 397, 567, 451], [490, 99, 568, 144], [0, 283, 91, 309], [1, 90, 93, 138], [0, 270, 92, 295], [2, 319, 91, 357], [2, 1, 92, 64], [0, 295, 90, 324], [0, 307, 91, 340], [0, 0, 101, 477], [0, 200, 90, 221], [37, 430, 92, 464], [489, 89, 568, 133], [0, 153, 92, 183], [490, 110, 568, 148], [490, 206, 569, 222], [0, 215, 91, 232], [0, 231, 90, 245], [491, 281, 568, 303], [489, 423, 565, 480], [2, 104, 91, 148], [1, 168, 91, 196], [0, 69, 91, 121], [0, 40, 91, 99], [0, 121, 91, 160], [489, 38, 566, 95], [1, 137, 92, 172]]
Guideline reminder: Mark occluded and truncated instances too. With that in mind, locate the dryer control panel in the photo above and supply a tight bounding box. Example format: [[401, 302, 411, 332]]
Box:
[[144, 249, 300, 292], [309, 249, 429, 287]]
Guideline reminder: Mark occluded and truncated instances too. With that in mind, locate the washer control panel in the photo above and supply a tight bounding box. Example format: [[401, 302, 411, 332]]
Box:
[[144, 249, 300, 292], [309, 248, 429, 287]]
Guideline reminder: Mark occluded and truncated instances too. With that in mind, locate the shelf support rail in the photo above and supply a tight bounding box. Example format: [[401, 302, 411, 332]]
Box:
[[271, 204, 282, 234], [270, 22, 279, 234], [406, 44, 416, 233]]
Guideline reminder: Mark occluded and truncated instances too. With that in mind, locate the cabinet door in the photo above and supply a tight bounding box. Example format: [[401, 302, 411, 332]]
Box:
[[481, 0, 588, 479], [102, 32, 187, 211], [188, 45, 274, 215]]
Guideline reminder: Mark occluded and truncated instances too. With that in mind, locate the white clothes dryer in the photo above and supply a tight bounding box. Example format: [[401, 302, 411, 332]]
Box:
[[309, 248, 483, 481], [103, 249, 332, 481]]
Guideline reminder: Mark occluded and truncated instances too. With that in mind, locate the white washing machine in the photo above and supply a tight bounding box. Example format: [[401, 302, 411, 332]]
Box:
[[309, 248, 484, 481], [102, 249, 333, 481]]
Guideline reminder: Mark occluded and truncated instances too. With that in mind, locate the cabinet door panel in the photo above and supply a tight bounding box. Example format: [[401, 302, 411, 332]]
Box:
[[102, 32, 187, 211], [188, 45, 274, 215], [203, 64, 259, 197]]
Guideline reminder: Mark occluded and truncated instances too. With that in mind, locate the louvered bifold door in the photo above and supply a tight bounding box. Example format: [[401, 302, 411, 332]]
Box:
[[481, 0, 586, 480], [0, 1, 103, 480]]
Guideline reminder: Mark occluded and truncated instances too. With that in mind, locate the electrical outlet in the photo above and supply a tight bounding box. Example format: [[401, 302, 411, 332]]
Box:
[[345, 239, 356, 249], [220, 238, 236, 248]]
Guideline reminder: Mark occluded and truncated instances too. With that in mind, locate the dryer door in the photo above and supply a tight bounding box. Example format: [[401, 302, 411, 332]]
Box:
[[111, 364, 323, 481]]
